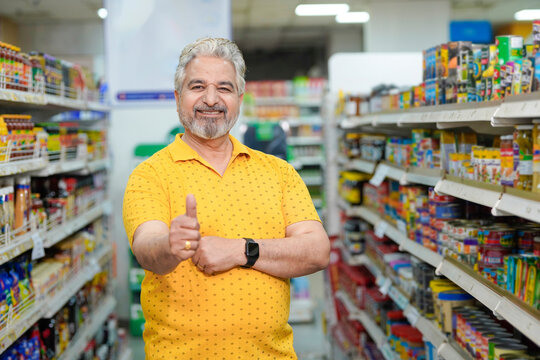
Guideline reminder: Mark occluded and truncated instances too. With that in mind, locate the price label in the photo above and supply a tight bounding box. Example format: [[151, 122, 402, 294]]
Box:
[[390, 288, 409, 310], [397, 220, 407, 234], [31, 233, 45, 260], [369, 165, 388, 186], [379, 278, 391, 296], [375, 221, 388, 238], [406, 307, 420, 326]]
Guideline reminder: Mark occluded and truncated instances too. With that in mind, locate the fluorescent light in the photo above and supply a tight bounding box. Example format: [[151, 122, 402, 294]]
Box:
[[97, 8, 108, 19], [336, 11, 370, 23], [514, 9, 540, 21], [295, 4, 349, 16]]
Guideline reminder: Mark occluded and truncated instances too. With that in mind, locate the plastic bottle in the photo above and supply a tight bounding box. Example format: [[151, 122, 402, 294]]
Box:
[[14, 182, 26, 231], [516, 124, 533, 191]]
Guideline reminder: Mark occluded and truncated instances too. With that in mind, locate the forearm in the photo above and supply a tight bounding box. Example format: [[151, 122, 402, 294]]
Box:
[[252, 231, 330, 278], [133, 232, 181, 275]]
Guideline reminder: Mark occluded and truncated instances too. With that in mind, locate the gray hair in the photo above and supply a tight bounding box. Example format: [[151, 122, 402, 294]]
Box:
[[174, 37, 246, 95]]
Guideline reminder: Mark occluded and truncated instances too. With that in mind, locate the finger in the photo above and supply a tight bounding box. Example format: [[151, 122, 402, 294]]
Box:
[[171, 249, 195, 260], [173, 216, 200, 230], [171, 228, 201, 241], [185, 194, 197, 219]]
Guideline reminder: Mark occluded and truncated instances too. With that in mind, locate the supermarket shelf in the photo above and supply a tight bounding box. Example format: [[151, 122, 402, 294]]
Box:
[[43, 243, 113, 318], [289, 298, 314, 323], [0, 202, 108, 266], [0, 158, 47, 176], [290, 156, 324, 169], [342, 158, 377, 174], [254, 96, 321, 107], [119, 348, 133, 360], [437, 257, 540, 347], [338, 95, 540, 130], [44, 202, 108, 248], [303, 176, 324, 186], [313, 198, 324, 209], [335, 291, 398, 360], [57, 295, 117, 360], [349, 204, 540, 346], [32, 157, 110, 177], [0, 89, 110, 112], [0, 301, 43, 352], [406, 167, 443, 187], [340, 116, 372, 129], [285, 116, 322, 126], [492, 92, 540, 121], [357, 254, 468, 360], [288, 136, 323, 146], [0, 231, 36, 266], [33, 158, 86, 176], [434, 176, 540, 223], [434, 176, 501, 209]]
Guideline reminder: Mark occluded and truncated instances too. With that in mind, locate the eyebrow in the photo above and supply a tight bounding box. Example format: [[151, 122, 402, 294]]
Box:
[[186, 79, 236, 89]]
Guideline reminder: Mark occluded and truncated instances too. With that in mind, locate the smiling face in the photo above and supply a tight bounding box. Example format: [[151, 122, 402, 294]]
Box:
[[175, 56, 244, 140]]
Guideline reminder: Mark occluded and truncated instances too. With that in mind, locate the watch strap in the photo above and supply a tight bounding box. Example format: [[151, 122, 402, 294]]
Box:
[[242, 238, 258, 268]]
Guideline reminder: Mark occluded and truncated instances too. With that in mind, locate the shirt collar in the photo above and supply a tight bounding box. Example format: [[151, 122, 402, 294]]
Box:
[[168, 133, 251, 162]]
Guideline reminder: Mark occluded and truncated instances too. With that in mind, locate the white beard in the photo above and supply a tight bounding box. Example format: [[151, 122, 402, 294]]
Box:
[[179, 108, 238, 139]]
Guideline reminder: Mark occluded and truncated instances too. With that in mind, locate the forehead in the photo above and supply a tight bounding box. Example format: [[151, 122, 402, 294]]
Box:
[[184, 56, 236, 82]]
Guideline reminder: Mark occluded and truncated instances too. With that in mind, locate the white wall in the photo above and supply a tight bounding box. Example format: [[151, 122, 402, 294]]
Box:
[[105, 0, 232, 320], [327, 27, 363, 56], [18, 21, 105, 79], [365, 0, 450, 52]]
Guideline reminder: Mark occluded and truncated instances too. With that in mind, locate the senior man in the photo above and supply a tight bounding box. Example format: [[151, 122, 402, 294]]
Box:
[[123, 37, 330, 359]]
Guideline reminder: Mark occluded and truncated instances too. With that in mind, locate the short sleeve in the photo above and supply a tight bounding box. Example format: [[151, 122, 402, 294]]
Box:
[[280, 161, 320, 226], [122, 161, 170, 246]]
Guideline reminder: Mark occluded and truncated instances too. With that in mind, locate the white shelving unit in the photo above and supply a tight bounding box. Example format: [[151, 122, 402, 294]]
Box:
[[348, 250, 469, 359], [341, 203, 540, 346], [44, 201, 110, 247], [119, 348, 134, 360], [0, 244, 113, 352], [0, 201, 111, 266], [0, 88, 110, 112], [0, 86, 114, 357], [287, 136, 323, 146], [335, 290, 399, 360], [57, 296, 117, 360]]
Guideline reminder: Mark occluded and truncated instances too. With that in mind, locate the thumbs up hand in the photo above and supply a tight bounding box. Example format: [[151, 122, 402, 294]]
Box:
[[169, 194, 201, 261]]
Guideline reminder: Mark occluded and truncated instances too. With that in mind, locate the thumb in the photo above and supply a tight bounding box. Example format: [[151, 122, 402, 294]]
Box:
[[185, 194, 197, 219]]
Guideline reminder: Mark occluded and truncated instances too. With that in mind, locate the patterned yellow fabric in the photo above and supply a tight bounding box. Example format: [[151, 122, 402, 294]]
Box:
[[123, 134, 320, 359]]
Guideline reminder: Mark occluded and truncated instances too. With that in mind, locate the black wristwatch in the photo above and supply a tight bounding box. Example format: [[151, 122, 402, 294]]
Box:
[[241, 238, 259, 268]]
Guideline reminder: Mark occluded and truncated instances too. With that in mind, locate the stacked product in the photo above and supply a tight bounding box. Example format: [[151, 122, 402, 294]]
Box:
[[0, 41, 98, 99], [360, 179, 540, 309], [352, 20, 540, 111]]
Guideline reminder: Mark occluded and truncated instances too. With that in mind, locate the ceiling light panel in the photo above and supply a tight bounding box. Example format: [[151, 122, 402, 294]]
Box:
[[336, 11, 370, 23], [514, 9, 540, 21]]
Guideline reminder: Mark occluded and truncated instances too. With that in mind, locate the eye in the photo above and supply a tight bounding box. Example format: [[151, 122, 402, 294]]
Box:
[[219, 87, 233, 92], [191, 85, 204, 90]]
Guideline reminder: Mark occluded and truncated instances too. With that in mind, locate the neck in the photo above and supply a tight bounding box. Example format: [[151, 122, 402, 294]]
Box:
[[181, 130, 233, 173]]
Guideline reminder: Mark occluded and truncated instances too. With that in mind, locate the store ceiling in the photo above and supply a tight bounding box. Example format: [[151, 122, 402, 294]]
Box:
[[0, 0, 539, 49]]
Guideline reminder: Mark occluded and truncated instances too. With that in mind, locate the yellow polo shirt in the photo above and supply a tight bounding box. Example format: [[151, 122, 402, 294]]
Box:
[[123, 134, 320, 359]]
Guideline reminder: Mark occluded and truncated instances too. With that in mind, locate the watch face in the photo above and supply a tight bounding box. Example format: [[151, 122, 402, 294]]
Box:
[[247, 242, 259, 257]]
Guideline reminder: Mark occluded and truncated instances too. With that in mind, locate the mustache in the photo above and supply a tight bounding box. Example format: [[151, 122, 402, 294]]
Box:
[[194, 105, 227, 113]]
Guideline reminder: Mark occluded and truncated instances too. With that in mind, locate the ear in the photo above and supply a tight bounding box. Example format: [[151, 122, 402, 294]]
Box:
[[174, 90, 180, 110]]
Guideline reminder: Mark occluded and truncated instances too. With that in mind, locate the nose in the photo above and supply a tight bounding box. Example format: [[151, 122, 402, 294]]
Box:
[[203, 85, 218, 106]]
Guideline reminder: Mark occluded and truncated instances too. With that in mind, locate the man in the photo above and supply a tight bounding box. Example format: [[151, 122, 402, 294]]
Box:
[[123, 37, 330, 359]]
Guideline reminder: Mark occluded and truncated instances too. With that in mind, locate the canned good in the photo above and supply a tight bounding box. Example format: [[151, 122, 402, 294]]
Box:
[[516, 228, 540, 253], [479, 245, 512, 268]]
